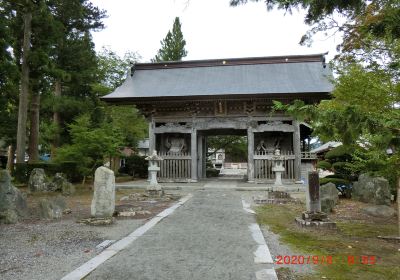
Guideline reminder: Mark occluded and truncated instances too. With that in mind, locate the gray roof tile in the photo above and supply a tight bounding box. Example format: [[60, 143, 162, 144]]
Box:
[[102, 56, 333, 101]]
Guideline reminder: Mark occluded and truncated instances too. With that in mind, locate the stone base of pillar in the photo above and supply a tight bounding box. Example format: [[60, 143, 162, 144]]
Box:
[[146, 185, 164, 197], [301, 211, 328, 221], [273, 185, 286, 192], [295, 216, 336, 229], [295, 211, 336, 229], [146, 189, 164, 197]]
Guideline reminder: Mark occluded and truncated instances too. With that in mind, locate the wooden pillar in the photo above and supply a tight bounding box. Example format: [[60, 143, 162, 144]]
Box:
[[293, 120, 301, 182], [203, 137, 207, 178], [247, 127, 254, 182], [191, 128, 198, 181], [197, 134, 203, 179], [148, 119, 156, 180], [148, 119, 156, 154]]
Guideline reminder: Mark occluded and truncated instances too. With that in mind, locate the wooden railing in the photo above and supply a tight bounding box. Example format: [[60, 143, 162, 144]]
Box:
[[254, 158, 295, 180], [253, 150, 295, 180], [301, 151, 317, 159], [159, 152, 191, 180]]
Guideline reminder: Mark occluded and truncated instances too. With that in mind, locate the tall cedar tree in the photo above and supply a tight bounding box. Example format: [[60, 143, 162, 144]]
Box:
[[1, 0, 105, 162], [46, 0, 106, 157], [0, 3, 19, 170], [153, 17, 187, 62], [3, 0, 54, 162]]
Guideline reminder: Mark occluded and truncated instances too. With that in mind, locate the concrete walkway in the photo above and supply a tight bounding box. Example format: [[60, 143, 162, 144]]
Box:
[[84, 181, 276, 280]]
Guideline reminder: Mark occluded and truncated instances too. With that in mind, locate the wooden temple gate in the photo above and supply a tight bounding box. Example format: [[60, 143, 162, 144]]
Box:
[[101, 54, 331, 183], [148, 117, 304, 183]]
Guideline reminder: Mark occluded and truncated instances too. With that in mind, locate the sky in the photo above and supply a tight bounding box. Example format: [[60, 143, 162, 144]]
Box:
[[90, 0, 342, 63]]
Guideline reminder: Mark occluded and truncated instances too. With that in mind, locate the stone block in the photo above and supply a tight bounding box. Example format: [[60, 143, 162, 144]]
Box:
[[0, 170, 28, 224], [39, 196, 66, 219], [352, 174, 391, 206], [362, 205, 395, 218], [28, 168, 48, 192], [320, 182, 339, 213]]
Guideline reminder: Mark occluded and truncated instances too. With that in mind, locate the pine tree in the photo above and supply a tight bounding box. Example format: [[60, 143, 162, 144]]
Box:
[[153, 17, 188, 62]]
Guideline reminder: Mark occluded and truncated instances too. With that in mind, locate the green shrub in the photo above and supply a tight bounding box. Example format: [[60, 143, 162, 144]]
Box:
[[325, 145, 353, 161], [325, 174, 344, 179], [57, 161, 81, 182], [14, 163, 29, 183], [13, 161, 80, 183], [119, 155, 148, 178], [316, 160, 332, 170], [206, 168, 220, 177], [320, 177, 350, 187]]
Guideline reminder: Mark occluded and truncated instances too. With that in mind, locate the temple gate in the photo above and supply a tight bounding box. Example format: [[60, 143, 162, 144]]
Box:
[[102, 54, 332, 183]]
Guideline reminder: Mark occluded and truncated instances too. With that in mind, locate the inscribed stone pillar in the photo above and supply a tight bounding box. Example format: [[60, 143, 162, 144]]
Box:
[[292, 120, 301, 182], [247, 127, 255, 182], [306, 171, 321, 212], [91, 167, 115, 218], [191, 129, 198, 181]]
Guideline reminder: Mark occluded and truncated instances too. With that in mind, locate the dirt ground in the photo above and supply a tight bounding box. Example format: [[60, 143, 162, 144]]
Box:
[[0, 186, 180, 280]]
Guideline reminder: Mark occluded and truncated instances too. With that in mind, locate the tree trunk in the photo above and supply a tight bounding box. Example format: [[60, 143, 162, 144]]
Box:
[[16, 9, 32, 164], [28, 93, 40, 162], [51, 79, 61, 158], [6, 145, 15, 172], [398, 177, 400, 237]]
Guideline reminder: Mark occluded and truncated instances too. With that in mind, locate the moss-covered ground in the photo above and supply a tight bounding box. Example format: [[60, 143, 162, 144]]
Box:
[[256, 201, 399, 280]]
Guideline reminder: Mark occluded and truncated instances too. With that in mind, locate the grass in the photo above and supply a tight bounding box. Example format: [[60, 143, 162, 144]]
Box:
[[256, 203, 400, 280]]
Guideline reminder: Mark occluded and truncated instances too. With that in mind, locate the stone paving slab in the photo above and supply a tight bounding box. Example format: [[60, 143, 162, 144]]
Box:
[[85, 181, 276, 280]]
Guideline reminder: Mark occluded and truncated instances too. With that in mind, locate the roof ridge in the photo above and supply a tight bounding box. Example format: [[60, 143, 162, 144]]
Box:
[[133, 53, 327, 71]]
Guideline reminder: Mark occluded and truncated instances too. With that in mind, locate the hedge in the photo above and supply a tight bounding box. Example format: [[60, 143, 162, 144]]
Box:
[[13, 161, 80, 183], [118, 155, 148, 178]]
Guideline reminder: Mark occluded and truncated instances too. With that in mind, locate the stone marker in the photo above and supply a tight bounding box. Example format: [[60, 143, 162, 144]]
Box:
[[0, 170, 28, 224], [307, 171, 321, 212], [28, 168, 48, 192], [296, 172, 336, 229], [91, 166, 115, 218], [320, 182, 339, 213]]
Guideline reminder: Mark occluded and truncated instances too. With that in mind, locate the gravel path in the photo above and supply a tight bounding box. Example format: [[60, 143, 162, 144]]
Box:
[[0, 217, 145, 280], [86, 181, 273, 280]]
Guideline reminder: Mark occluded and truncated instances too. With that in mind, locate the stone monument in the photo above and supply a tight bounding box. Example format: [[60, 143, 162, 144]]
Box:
[[91, 166, 115, 218], [295, 171, 336, 229], [145, 150, 163, 196]]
